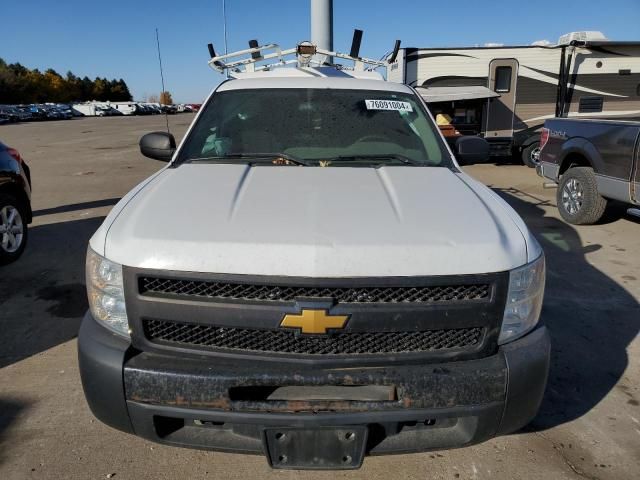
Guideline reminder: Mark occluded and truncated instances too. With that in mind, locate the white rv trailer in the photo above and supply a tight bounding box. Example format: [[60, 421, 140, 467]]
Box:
[[111, 102, 139, 115], [388, 32, 640, 166], [72, 103, 106, 117]]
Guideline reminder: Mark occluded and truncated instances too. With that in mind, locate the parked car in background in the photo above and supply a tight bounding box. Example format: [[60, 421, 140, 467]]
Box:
[[20, 105, 48, 121], [160, 104, 177, 114], [0, 105, 33, 122], [15, 106, 37, 120], [42, 105, 72, 120], [538, 118, 640, 224], [54, 104, 74, 119], [107, 105, 123, 116], [135, 104, 152, 115], [0, 142, 32, 264], [44, 106, 64, 120], [9, 106, 33, 122], [144, 103, 162, 114], [0, 107, 21, 123]]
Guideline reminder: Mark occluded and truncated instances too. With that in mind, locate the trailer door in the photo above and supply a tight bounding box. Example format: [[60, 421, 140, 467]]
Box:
[[485, 59, 519, 138]]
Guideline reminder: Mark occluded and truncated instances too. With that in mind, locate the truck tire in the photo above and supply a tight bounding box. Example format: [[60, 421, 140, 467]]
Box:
[[556, 167, 607, 225], [522, 142, 541, 168], [0, 192, 29, 265]]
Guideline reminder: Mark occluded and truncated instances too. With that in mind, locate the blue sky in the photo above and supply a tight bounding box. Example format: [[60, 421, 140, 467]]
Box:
[[2, 0, 639, 103]]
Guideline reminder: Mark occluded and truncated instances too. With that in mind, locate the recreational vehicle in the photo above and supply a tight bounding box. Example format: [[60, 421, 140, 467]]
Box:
[[72, 103, 109, 117], [72, 102, 117, 117], [111, 102, 140, 115], [388, 32, 640, 166]]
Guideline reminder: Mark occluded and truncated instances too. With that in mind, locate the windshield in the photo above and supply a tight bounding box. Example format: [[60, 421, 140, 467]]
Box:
[[178, 88, 451, 167]]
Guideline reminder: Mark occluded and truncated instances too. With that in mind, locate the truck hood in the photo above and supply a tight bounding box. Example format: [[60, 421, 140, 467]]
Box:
[[99, 164, 530, 277]]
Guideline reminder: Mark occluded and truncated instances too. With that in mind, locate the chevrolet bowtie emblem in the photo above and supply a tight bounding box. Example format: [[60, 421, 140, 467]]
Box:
[[280, 309, 349, 335]]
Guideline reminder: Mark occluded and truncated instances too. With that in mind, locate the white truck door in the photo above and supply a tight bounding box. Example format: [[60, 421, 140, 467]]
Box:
[[485, 59, 519, 139]]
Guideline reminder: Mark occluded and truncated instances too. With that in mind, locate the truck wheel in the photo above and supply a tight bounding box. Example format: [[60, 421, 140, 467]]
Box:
[[556, 167, 607, 225], [0, 193, 29, 265], [522, 142, 541, 168]]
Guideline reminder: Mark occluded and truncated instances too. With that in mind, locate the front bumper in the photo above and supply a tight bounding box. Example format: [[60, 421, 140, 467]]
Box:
[[78, 312, 550, 463]]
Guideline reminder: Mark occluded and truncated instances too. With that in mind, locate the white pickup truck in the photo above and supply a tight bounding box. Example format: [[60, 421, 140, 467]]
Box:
[[78, 62, 549, 470]]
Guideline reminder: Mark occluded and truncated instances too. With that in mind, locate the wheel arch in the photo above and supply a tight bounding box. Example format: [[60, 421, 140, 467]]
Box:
[[521, 134, 541, 149], [557, 138, 601, 177], [0, 180, 32, 223]]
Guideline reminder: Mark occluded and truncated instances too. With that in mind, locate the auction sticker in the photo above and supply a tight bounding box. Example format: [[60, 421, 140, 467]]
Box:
[[365, 99, 413, 112]]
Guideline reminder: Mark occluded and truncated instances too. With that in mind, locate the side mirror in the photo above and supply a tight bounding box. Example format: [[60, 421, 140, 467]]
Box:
[[455, 136, 490, 164], [139, 131, 176, 161]]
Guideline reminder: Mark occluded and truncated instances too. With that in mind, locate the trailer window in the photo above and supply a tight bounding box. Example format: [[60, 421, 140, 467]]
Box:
[[494, 67, 512, 93]]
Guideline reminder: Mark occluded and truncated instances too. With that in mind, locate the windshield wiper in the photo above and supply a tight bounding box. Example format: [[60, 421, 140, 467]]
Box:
[[324, 154, 423, 166], [187, 152, 309, 166]]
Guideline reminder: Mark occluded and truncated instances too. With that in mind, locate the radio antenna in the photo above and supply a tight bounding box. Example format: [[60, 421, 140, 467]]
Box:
[[222, 0, 229, 78], [155, 27, 170, 134]]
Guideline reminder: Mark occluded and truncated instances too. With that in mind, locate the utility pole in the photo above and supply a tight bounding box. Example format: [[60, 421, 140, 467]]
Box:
[[310, 0, 333, 64]]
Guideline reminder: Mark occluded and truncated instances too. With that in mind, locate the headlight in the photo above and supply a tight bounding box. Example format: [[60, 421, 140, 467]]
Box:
[[86, 247, 129, 337], [499, 254, 545, 345]]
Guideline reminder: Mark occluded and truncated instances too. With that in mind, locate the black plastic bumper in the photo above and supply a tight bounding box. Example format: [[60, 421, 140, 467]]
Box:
[[78, 312, 550, 460]]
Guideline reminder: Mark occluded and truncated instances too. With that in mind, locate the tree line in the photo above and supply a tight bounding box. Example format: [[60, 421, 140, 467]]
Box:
[[0, 57, 133, 104]]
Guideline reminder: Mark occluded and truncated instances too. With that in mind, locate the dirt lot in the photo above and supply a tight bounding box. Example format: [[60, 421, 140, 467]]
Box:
[[0, 115, 639, 480]]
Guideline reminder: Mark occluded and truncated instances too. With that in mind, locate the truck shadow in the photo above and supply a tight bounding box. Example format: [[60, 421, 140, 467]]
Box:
[[32, 198, 119, 217], [493, 187, 640, 431], [0, 397, 30, 464], [0, 216, 104, 369]]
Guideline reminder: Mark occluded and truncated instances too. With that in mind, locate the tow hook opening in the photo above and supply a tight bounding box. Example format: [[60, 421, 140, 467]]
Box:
[[153, 415, 184, 438], [228, 385, 398, 402]]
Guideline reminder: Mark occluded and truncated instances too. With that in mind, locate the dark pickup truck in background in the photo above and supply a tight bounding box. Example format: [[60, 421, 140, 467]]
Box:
[[538, 118, 640, 225]]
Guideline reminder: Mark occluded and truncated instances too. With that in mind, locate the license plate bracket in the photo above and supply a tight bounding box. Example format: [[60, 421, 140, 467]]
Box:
[[264, 426, 368, 470]]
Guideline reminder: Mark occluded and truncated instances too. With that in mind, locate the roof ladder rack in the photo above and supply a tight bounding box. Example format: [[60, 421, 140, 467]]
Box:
[[206, 30, 400, 79]]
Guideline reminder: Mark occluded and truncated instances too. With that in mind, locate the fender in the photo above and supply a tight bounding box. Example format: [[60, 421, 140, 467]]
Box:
[[557, 137, 603, 174], [0, 155, 32, 222], [513, 123, 544, 150], [521, 134, 541, 149]]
